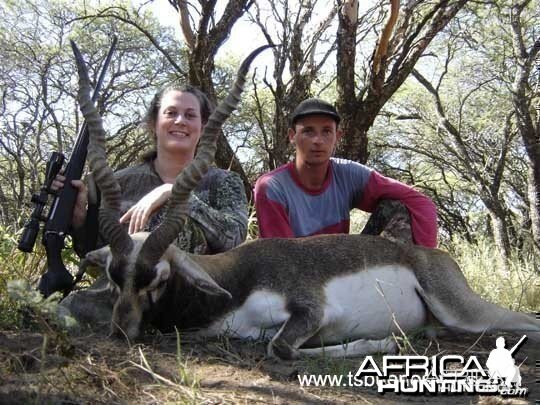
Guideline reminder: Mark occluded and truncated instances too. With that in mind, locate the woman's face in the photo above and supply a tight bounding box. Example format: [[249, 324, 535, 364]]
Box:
[[154, 90, 203, 157]]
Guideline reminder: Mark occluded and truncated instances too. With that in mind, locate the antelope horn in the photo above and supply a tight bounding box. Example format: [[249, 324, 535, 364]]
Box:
[[70, 40, 133, 256], [138, 45, 273, 268]]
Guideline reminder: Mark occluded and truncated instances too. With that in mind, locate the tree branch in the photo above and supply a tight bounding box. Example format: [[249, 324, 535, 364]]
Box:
[[69, 7, 186, 76], [372, 0, 399, 77]]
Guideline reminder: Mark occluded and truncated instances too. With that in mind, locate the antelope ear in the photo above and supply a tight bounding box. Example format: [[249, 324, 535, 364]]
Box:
[[82, 246, 112, 270], [171, 252, 232, 299]]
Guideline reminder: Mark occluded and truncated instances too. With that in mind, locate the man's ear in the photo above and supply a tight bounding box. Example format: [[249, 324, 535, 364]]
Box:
[[288, 127, 296, 144]]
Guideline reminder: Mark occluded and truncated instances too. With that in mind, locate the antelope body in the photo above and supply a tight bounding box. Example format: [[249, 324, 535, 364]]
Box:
[[70, 40, 539, 360], [85, 232, 539, 359]]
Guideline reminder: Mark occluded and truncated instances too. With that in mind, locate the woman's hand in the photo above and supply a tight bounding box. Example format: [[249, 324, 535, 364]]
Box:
[[119, 183, 173, 234], [51, 175, 88, 228]]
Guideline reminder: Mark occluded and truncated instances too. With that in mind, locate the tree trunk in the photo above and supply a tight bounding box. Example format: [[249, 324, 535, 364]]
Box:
[[191, 65, 253, 199], [509, 5, 540, 250], [487, 207, 511, 265], [177, 0, 254, 198], [335, 0, 469, 163], [527, 162, 540, 247]]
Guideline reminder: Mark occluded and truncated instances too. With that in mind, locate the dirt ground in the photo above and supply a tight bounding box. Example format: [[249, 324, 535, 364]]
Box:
[[0, 327, 537, 405]]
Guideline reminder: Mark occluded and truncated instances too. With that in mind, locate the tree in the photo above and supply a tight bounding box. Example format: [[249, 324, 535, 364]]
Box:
[[168, 0, 255, 196], [369, 1, 539, 260], [249, 0, 337, 169], [508, 0, 540, 249], [412, 68, 516, 261], [1, 0, 73, 222], [0, 0, 175, 225], [335, 0, 470, 164]]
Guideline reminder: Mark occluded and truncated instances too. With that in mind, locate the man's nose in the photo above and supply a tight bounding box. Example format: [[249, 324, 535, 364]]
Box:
[[312, 132, 324, 143]]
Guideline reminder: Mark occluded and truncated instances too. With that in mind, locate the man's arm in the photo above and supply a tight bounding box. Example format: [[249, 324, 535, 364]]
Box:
[[357, 171, 438, 248], [254, 175, 295, 238]]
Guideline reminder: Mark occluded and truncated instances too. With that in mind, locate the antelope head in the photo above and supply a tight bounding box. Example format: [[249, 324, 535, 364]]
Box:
[[71, 40, 271, 340]]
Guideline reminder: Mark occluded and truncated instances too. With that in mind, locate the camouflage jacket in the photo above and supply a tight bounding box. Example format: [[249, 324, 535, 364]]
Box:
[[74, 160, 248, 255]]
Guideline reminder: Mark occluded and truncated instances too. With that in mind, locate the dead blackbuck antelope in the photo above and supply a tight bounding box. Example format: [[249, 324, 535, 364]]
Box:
[[71, 42, 539, 360]]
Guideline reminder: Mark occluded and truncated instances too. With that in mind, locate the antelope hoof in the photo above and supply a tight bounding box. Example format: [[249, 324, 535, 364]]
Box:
[[268, 340, 299, 360]]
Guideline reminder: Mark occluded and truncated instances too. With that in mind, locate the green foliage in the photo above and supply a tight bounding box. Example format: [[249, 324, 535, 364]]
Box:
[[174, 328, 200, 390], [0, 223, 43, 328], [447, 236, 540, 313], [1, 222, 78, 353], [7, 279, 77, 359], [0, 222, 80, 329], [7, 279, 77, 331], [349, 209, 370, 235], [369, 1, 539, 251], [246, 204, 259, 241]]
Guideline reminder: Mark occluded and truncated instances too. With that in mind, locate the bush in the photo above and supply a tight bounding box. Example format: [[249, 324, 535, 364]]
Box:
[[0, 223, 79, 329], [447, 236, 540, 312], [0, 224, 42, 328]]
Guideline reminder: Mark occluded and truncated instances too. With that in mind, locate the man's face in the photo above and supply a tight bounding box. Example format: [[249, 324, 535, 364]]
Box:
[[289, 115, 342, 166]]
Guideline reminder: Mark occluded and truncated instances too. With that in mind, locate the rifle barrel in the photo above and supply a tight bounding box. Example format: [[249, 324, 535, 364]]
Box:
[[37, 36, 118, 296], [46, 35, 118, 230], [509, 335, 527, 356]]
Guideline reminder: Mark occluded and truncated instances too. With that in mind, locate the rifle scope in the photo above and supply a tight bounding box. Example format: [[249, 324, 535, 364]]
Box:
[[18, 152, 65, 252]]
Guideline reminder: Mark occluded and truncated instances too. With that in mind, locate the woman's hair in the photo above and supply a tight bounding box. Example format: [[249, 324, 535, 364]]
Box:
[[141, 85, 213, 161]]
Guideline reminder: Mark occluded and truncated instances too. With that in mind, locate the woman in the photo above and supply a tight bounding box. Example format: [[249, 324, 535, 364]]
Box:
[[56, 85, 248, 330], [57, 84, 248, 255]]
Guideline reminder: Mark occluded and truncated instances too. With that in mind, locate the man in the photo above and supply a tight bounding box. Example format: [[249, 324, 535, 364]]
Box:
[[486, 337, 521, 387], [254, 98, 437, 247]]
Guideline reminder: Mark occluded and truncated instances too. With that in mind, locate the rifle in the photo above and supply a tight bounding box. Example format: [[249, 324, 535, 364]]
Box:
[[508, 335, 527, 356], [18, 36, 118, 297]]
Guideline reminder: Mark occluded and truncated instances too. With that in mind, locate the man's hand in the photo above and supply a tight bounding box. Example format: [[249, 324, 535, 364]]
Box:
[[51, 175, 88, 228], [119, 183, 173, 234]]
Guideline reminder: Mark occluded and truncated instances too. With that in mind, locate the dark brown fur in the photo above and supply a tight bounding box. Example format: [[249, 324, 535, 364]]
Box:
[[140, 234, 539, 358]]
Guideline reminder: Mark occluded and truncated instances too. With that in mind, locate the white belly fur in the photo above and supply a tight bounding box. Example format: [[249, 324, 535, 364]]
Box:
[[204, 265, 426, 344], [203, 290, 289, 340], [308, 265, 426, 345]]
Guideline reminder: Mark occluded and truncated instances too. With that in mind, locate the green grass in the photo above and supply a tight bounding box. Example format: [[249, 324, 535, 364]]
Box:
[[348, 208, 539, 313], [447, 236, 540, 313]]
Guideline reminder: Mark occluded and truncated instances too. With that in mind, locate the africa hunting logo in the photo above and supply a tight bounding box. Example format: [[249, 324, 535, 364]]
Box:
[[352, 335, 529, 397]]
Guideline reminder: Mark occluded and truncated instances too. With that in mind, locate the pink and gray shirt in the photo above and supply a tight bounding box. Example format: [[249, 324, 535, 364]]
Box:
[[254, 158, 437, 248]]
